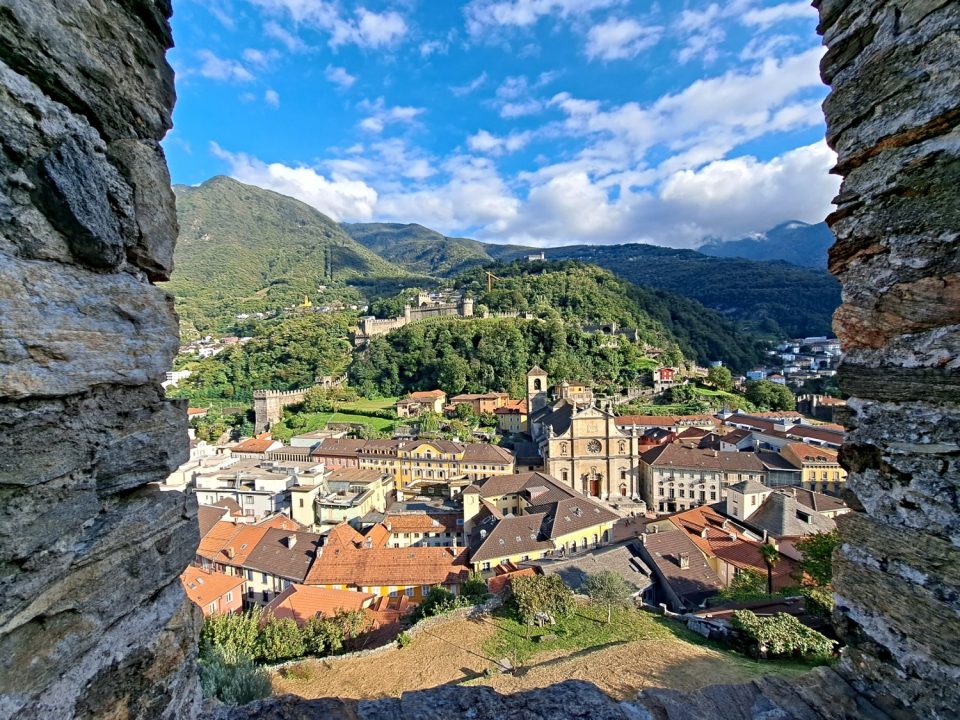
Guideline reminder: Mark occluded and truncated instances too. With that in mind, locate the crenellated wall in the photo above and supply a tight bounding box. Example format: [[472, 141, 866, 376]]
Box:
[[0, 1, 200, 718]]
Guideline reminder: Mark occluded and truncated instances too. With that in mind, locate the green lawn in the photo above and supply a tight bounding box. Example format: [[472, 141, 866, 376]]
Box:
[[339, 397, 398, 412], [270, 411, 396, 441], [484, 601, 829, 675]]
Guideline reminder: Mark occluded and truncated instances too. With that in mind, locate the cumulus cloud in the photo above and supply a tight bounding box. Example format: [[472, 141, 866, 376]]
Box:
[[451, 72, 488, 97], [264, 89, 280, 107], [211, 143, 378, 221], [742, 1, 816, 28], [358, 97, 425, 133], [464, 0, 622, 35], [263, 21, 310, 52], [467, 129, 533, 155], [242, 48, 280, 66], [325, 65, 356, 89], [193, 50, 254, 82], [250, 1, 407, 48], [585, 18, 661, 61]]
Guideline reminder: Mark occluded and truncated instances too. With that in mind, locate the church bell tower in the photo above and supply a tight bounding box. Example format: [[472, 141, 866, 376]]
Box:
[[526, 366, 549, 414]]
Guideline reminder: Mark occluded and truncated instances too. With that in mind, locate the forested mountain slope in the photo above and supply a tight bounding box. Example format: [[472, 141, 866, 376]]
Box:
[[698, 221, 834, 269]]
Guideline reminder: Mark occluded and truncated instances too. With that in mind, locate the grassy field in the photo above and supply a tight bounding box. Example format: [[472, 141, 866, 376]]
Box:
[[270, 411, 396, 441], [338, 397, 398, 412], [273, 603, 828, 702]]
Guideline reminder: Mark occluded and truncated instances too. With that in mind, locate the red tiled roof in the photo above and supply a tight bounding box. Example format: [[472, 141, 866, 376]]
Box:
[[487, 567, 538, 594], [197, 521, 272, 566], [383, 513, 461, 534], [265, 584, 375, 624], [408, 390, 446, 400], [231, 434, 279, 454], [181, 567, 245, 608]]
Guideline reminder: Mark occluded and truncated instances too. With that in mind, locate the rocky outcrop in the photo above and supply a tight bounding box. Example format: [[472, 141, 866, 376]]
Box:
[[0, 1, 199, 718], [818, 1, 960, 717]]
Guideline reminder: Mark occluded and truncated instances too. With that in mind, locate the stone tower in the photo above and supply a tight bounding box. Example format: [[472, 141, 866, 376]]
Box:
[[527, 365, 549, 414]]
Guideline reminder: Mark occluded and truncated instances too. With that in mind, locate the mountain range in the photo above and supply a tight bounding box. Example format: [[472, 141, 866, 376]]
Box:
[[697, 220, 834, 269], [166, 176, 839, 343]]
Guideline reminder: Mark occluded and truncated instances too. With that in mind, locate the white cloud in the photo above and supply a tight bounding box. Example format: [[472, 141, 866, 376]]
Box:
[[358, 97, 425, 133], [742, 1, 816, 28], [585, 18, 661, 61], [451, 72, 488, 97], [264, 21, 310, 52], [467, 129, 533, 155], [193, 50, 254, 82], [500, 100, 544, 118], [242, 48, 280, 66], [264, 89, 280, 107], [325, 65, 356, 89], [464, 0, 623, 35], [211, 142, 378, 221], [251, 1, 407, 49]]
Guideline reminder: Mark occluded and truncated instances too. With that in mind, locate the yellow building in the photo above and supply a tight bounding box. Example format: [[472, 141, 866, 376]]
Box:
[[394, 439, 514, 491], [463, 471, 619, 572], [780, 443, 847, 494]]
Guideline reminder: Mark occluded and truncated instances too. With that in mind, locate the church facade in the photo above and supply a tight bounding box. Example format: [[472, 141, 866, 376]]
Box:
[[527, 368, 643, 501]]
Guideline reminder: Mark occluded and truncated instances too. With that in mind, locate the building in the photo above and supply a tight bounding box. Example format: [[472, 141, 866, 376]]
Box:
[[635, 526, 724, 611], [640, 443, 767, 514], [180, 566, 245, 617], [395, 390, 447, 418], [523, 542, 652, 595], [664, 505, 799, 591], [241, 528, 323, 606], [449, 392, 509, 415], [395, 439, 515, 492], [304, 522, 470, 602], [735, 490, 838, 540], [553, 380, 594, 405], [194, 515, 304, 577], [194, 458, 325, 520], [381, 512, 465, 548], [463, 471, 619, 571], [265, 584, 376, 624], [652, 367, 680, 394], [230, 433, 284, 459], [291, 468, 395, 532], [494, 398, 528, 434], [780, 443, 846, 494]]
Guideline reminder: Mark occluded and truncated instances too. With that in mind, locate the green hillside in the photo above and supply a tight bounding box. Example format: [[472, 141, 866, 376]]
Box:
[[342, 222, 531, 276], [455, 261, 765, 371], [163, 177, 408, 334], [340, 221, 839, 338], [698, 221, 834, 269], [541, 244, 840, 338]]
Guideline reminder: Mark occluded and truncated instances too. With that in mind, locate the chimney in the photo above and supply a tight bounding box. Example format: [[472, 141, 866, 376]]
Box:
[[678, 553, 690, 569], [226, 546, 235, 559], [285, 535, 297, 549]]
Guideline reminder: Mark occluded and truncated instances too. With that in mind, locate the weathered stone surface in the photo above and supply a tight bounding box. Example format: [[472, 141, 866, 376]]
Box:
[[0, 0, 197, 718], [0, 255, 180, 399]]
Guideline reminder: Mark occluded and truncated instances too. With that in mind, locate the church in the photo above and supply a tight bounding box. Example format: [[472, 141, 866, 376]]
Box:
[[526, 367, 643, 501]]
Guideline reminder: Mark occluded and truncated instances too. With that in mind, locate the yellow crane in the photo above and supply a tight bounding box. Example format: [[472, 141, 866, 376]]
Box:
[[485, 271, 503, 292]]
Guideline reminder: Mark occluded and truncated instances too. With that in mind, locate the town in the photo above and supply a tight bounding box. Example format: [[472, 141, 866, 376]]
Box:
[[172, 360, 847, 694]]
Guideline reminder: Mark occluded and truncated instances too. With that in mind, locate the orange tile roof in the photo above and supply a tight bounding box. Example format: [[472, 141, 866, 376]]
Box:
[[196, 521, 273, 566], [487, 567, 537, 594], [265, 584, 375, 624], [305, 523, 469, 587], [667, 506, 798, 589], [232, 434, 279, 454], [408, 390, 446, 400], [180, 567, 245, 609], [383, 513, 460, 534], [187, 407, 208, 416], [782, 442, 839, 464], [256, 514, 304, 531]]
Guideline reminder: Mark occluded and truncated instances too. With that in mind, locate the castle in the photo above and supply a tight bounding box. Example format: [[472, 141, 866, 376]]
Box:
[[353, 291, 474, 346]]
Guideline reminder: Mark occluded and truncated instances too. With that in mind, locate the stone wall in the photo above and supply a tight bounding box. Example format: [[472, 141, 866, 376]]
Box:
[[0, 2, 200, 718], [817, 1, 960, 716]]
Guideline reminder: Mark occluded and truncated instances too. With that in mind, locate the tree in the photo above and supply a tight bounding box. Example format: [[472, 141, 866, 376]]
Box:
[[795, 529, 840, 587], [454, 403, 477, 422], [511, 575, 575, 625], [745, 380, 795, 411], [200, 607, 263, 660], [256, 616, 305, 662], [418, 411, 441, 433], [707, 365, 734, 392], [582, 571, 633, 624], [669, 382, 697, 404], [760, 543, 781, 597], [714, 569, 768, 604]]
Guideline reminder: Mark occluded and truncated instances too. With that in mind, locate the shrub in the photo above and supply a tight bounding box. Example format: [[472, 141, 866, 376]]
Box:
[[461, 572, 489, 604], [396, 631, 412, 649], [256, 617, 306, 663], [512, 575, 575, 625], [200, 607, 263, 660], [282, 663, 314, 681], [731, 610, 835, 659], [199, 646, 272, 705], [412, 586, 470, 621], [803, 586, 835, 620]]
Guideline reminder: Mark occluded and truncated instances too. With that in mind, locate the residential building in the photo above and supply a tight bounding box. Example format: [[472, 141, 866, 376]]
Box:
[[395, 439, 515, 491], [304, 522, 470, 602], [288, 428, 348, 450], [553, 380, 594, 405], [724, 479, 774, 522], [180, 566, 245, 617], [780, 443, 846, 494], [463, 471, 619, 571], [523, 542, 652, 595], [195, 514, 303, 576], [664, 506, 799, 591], [733, 489, 838, 540], [635, 526, 723, 611], [194, 458, 325, 520], [640, 443, 766, 514], [230, 433, 284, 459], [242, 528, 323, 606], [292, 468, 395, 532], [494, 398, 528, 434], [652, 367, 680, 394], [265, 584, 376, 624], [382, 512, 465, 548], [449, 392, 509, 415], [395, 390, 447, 417]]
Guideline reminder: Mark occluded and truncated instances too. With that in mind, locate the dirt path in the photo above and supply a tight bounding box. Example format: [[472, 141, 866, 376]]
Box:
[[272, 617, 812, 702]]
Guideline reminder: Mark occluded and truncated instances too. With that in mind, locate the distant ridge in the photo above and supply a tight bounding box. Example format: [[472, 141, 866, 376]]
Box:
[[697, 221, 834, 269]]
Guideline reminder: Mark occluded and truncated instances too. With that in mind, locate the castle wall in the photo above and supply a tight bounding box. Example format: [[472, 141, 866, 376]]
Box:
[[0, 2, 201, 717]]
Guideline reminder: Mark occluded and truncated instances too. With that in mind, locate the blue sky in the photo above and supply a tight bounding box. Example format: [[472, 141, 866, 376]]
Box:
[[166, 0, 839, 247]]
